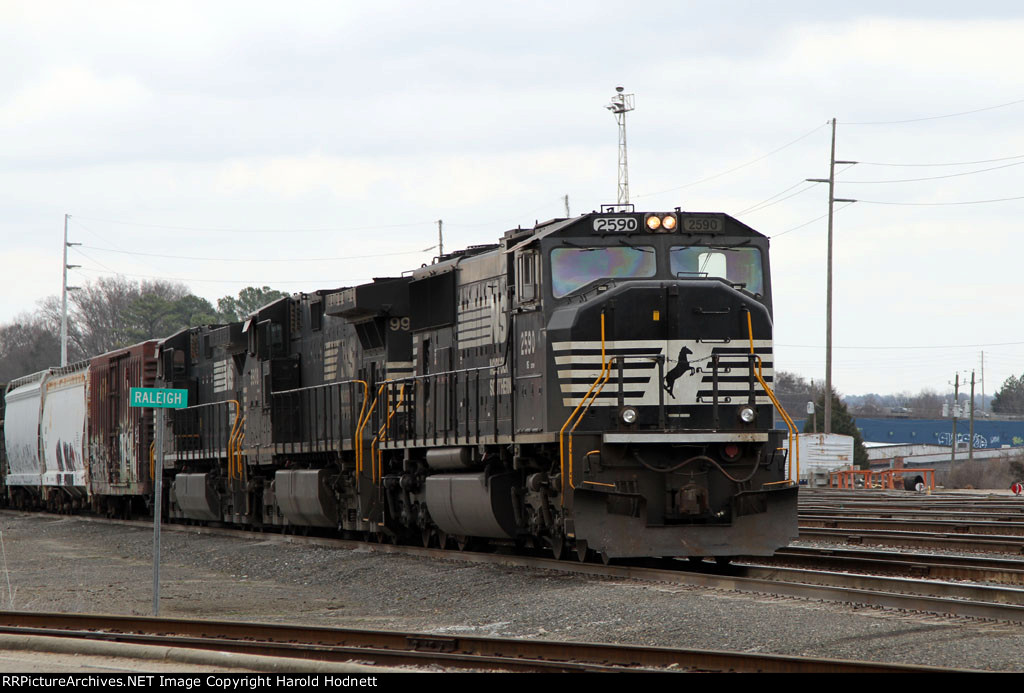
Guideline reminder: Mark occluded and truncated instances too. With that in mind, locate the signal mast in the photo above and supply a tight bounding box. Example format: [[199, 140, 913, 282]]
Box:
[[605, 86, 635, 205]]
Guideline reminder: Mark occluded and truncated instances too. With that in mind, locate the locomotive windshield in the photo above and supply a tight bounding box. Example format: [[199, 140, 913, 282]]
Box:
[[550, 246, 656, 298], [670, 245, 764, 295]]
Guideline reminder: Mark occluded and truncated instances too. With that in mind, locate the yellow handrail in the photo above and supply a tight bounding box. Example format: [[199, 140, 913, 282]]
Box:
[[371, 383, 406, 483], [229, 414, 245, 482], [356, 382, 388, 477], [558, 312, 609, 505], [745, 311, 799, 481], [222, 400, 240, 480], [567, 359, 613, 492]]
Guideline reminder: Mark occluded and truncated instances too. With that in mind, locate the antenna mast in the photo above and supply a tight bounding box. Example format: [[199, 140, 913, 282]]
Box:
[[605, 86, 635, 205]]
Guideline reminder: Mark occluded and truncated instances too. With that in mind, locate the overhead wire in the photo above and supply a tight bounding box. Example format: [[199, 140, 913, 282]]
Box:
[[857, 153, 1024, 168], [75, 244, 437, 263], [840, 159, 1024, 184], [843, 96, 1024, 126], [855, 195, 1024, 206], [634, 122, 829, 199], [70, 215, 436, 234], [74, 266, 375, 286], [769, 201, 856, 239]]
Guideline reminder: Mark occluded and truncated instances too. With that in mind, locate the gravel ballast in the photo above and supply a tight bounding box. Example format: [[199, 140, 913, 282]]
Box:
[[2, 512, 1022, 672]]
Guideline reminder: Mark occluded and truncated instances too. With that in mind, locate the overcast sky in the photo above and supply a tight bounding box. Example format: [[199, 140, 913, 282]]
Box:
[[2, 1, 1022, 399]]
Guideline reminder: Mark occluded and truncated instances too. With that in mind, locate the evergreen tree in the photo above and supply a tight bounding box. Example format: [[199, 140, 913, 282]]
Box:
[[217, 286, 288, 322], [992, 374, 1024, 414]]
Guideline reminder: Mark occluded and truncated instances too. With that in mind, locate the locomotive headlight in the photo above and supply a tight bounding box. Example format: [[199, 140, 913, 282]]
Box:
[[738, 405, 756, 424], [620, 406, 639, 425], [661, 214, 677, 231], [645, 215, 662, 231]]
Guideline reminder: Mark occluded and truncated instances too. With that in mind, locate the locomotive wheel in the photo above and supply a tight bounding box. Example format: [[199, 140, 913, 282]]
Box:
[[575, 540, 590, 563]]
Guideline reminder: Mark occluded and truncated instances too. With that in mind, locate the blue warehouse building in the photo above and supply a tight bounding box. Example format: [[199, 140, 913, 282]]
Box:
[[780, 418, 1024, 450]]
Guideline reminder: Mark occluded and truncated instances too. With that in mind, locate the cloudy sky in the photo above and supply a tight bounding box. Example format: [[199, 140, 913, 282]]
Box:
[[2, 1, 1022, 398]]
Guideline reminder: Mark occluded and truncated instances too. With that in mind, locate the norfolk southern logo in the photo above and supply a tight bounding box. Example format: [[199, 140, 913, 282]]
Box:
[[551, 338, 773, 407], [664, 346, 697, 398]]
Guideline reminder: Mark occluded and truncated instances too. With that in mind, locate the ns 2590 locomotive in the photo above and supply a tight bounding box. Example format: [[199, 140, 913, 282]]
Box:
[[3, 206, 799, 562]]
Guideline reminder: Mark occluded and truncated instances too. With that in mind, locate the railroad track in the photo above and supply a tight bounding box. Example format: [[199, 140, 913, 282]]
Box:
[[11, 493, 1024, 636], [42, 512, 1024, 625], [0, 612, 958, 673]]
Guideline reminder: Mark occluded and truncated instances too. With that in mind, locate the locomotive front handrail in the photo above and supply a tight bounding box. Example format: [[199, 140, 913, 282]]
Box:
[[559, 311, 610, 504], [745, 311, 799, 481]]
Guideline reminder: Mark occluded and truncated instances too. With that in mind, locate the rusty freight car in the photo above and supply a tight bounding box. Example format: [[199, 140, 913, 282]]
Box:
[[87, 341, 159, 516]]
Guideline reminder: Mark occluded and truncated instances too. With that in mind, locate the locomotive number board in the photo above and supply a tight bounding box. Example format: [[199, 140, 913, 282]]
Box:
[[591, 215, 724, 233], [592, 216, 638, 232], [680, 216, 723, 232]]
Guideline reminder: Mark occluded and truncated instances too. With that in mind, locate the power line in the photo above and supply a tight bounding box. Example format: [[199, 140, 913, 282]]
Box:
[[857, 153, 1024, 168], [844, 96, 1024, 126], [738, 163, 857, 217], [76, 244, 436, 263], [735, 181, 816, 216], [75, 266, 375, 285], [840, 159, 1024, 184], [856, 195, 1024, 206], [769, 201, 856, 239], [71, 215, 435, 234], [635, 122, 829, 199]]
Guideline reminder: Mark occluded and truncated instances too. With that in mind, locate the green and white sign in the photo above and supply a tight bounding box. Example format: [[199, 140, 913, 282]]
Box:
[[129, 387, 189, 409]]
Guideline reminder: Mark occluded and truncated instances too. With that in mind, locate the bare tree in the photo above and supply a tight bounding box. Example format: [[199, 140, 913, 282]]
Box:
[[0, 313, 61, 382]]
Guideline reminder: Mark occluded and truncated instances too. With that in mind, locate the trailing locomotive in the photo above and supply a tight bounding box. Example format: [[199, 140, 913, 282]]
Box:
[[3, 206, 799, 561]]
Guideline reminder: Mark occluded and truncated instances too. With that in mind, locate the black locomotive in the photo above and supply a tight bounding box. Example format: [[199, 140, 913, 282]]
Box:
[[5, 206, 799, 561]]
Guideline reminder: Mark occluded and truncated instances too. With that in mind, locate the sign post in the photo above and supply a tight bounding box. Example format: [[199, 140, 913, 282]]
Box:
[[129, 386, 188, 617]]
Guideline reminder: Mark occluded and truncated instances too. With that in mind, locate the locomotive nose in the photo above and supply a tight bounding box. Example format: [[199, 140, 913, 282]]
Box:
[[549, 280, 774, 420]]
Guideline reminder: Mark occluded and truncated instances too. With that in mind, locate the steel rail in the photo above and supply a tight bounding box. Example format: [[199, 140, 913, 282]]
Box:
[[771, 546, 1024, 585], [800, 515, 1024, 536], [0, 612, 959, 673], [797, 526, 1024, 553]]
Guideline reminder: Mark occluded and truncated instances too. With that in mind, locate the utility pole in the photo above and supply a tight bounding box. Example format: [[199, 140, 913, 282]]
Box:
[[980, 351, 986, 415], [564, 194, 570, 217], [806, 118, 857, 434], [605, 86, 635, 205], [969, 370, 976, 462], [437, 219, 443, 258], [60, 213, 81, 367], [951, 373, 959, 467]]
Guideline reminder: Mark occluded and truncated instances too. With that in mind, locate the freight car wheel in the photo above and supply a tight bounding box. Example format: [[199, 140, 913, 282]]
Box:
[[421, 528, 433, 548], [575, 540, 590, 563]]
